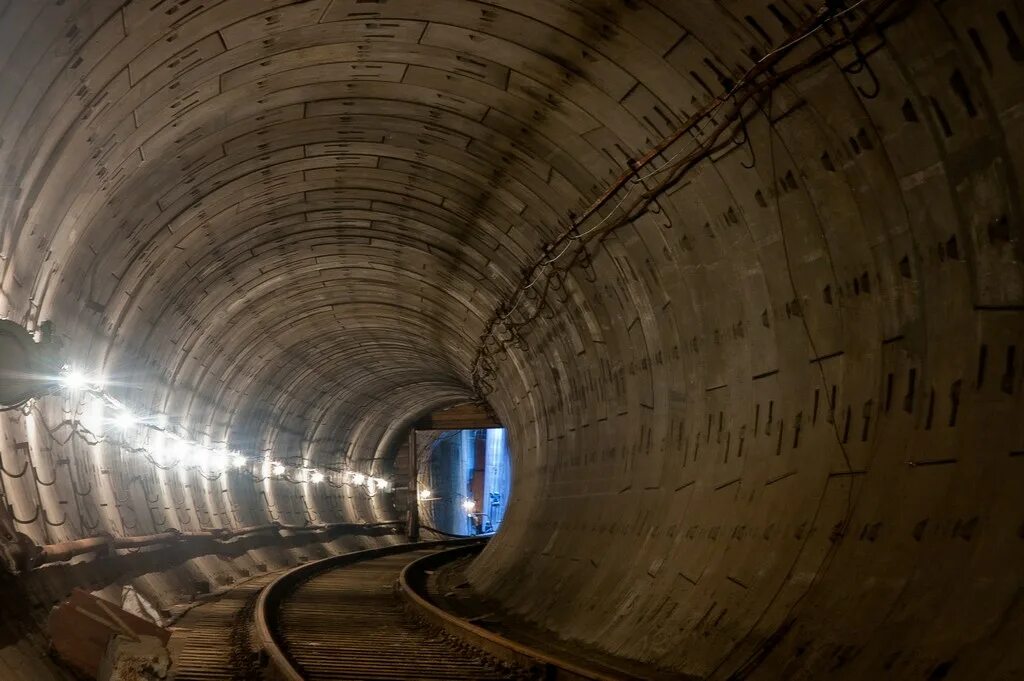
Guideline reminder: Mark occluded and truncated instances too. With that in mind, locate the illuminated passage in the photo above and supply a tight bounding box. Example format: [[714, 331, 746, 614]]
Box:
[[417, 428, 512, 536]]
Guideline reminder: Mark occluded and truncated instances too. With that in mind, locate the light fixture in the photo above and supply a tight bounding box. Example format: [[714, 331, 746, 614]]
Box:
[[60, 367, 89, 390], [11, 342, 400, 492], [209, 451, 228, 471], [170, 438, 190, 464], [418, 489, 432, 500], [113, 409, 136, 432], [462, 499, 476, 513]]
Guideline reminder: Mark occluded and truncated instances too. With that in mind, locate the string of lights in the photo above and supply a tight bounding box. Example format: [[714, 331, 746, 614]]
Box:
[[50, 365, 391, 493], [470, 0, 901, 397]]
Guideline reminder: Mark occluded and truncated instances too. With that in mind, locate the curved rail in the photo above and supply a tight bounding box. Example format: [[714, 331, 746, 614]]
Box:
[[400, 545, 623, 681], [255, 538, 500, 680]]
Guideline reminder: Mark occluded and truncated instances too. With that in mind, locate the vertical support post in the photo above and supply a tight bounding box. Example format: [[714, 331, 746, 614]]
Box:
[[407, 428, 419, 542]]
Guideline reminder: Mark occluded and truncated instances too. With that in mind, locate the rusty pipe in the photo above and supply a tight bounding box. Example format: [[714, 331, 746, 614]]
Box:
[[7, 520, 404, 572]]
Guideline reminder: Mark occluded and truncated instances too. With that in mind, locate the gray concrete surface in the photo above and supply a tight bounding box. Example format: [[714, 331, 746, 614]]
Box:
[[0, 1, 1020, 679]]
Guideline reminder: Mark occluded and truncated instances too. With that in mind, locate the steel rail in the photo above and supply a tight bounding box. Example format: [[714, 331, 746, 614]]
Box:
[[254, 538, 493, 680], [399, 544, 623, 681]]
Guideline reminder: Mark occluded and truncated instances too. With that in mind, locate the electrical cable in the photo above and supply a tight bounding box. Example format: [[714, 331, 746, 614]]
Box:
[[470, 0, 901, 397]]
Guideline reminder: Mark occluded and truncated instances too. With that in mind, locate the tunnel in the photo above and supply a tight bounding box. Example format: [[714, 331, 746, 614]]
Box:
[[0, 0, 1021, 679]]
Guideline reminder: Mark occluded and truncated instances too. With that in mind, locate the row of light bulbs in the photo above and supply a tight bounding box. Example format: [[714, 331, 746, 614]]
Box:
[[417, 489, 476, 514], [58, 366, 391, 491]]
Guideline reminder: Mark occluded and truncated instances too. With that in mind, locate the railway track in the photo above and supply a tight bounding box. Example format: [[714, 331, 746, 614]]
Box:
[[256, 540, 527, 680], [169, 571, 278, 680], [169, 539, 623, 679]]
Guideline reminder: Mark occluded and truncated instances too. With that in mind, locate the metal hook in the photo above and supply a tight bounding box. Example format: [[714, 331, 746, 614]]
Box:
[[69, 468, 93, 497], [32, 465, 58, 486], [176, 508, 193, 526], [734, 111, 757, 170], [117, 502, 138, 531], [42, 508, 67, 527], [79, 504, 102, 531], [838, 13, 881, 99], [854, 65, 880, 99], [0, 456, 29, 478], [9, 502, 41, 524], [138, 477, 160, 505], [548, 273, 570, 305], [110, 485, 131, 505], [168, 482, 186, 506], [190, 503, 209, 532], [577, 248, 598, 282], [150, 506, 168, 527]]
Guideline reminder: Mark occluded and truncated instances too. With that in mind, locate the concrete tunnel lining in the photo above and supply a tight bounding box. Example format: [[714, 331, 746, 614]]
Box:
[[0, 0, 1022, 678]]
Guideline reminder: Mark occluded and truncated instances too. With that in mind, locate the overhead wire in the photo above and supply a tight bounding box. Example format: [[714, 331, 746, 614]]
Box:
[[470, 0, 900, 397]]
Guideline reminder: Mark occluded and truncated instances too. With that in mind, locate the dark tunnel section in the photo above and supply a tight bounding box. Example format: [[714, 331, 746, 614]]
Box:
[[0, 1, 1021, 679]]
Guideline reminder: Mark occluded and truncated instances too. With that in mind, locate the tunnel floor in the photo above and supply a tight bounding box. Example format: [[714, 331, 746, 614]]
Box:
[[165, 539, 681, 680], [427, 553, 687, 680]]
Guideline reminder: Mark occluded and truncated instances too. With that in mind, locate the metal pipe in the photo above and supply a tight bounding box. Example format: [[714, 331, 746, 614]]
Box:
[[39, 535, 111, 564], [407, 428, 419, 542], [4, 520, 405, 572]]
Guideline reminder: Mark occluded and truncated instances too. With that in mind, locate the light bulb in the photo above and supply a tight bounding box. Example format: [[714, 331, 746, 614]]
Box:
[[462, 499, 476, 513], [310, 471, 324, 484], [154, 413, 169, 429], [61, 368, 88, 390], [171, 439, 190, 465], [113, 409, 136, 431], [351, 472, 365, 485], [272, 462, 286, 476], [210, 452, 228, 471], [232, 454, 246, 468], [419, 489, 432, 500]]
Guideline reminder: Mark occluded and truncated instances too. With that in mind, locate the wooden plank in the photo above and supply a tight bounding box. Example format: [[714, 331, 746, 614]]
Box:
[[48, 588, 170, 679]]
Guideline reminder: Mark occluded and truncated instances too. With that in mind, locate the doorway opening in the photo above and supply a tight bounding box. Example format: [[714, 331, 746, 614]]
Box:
[[418, 428, 511, 536]]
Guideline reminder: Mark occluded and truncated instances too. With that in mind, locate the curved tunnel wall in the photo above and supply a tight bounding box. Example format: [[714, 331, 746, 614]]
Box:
[[0, 1, 1021, 679]]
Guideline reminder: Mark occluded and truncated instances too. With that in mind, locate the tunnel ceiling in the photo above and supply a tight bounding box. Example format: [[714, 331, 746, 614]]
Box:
[[1, 0, 1023, 679]]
